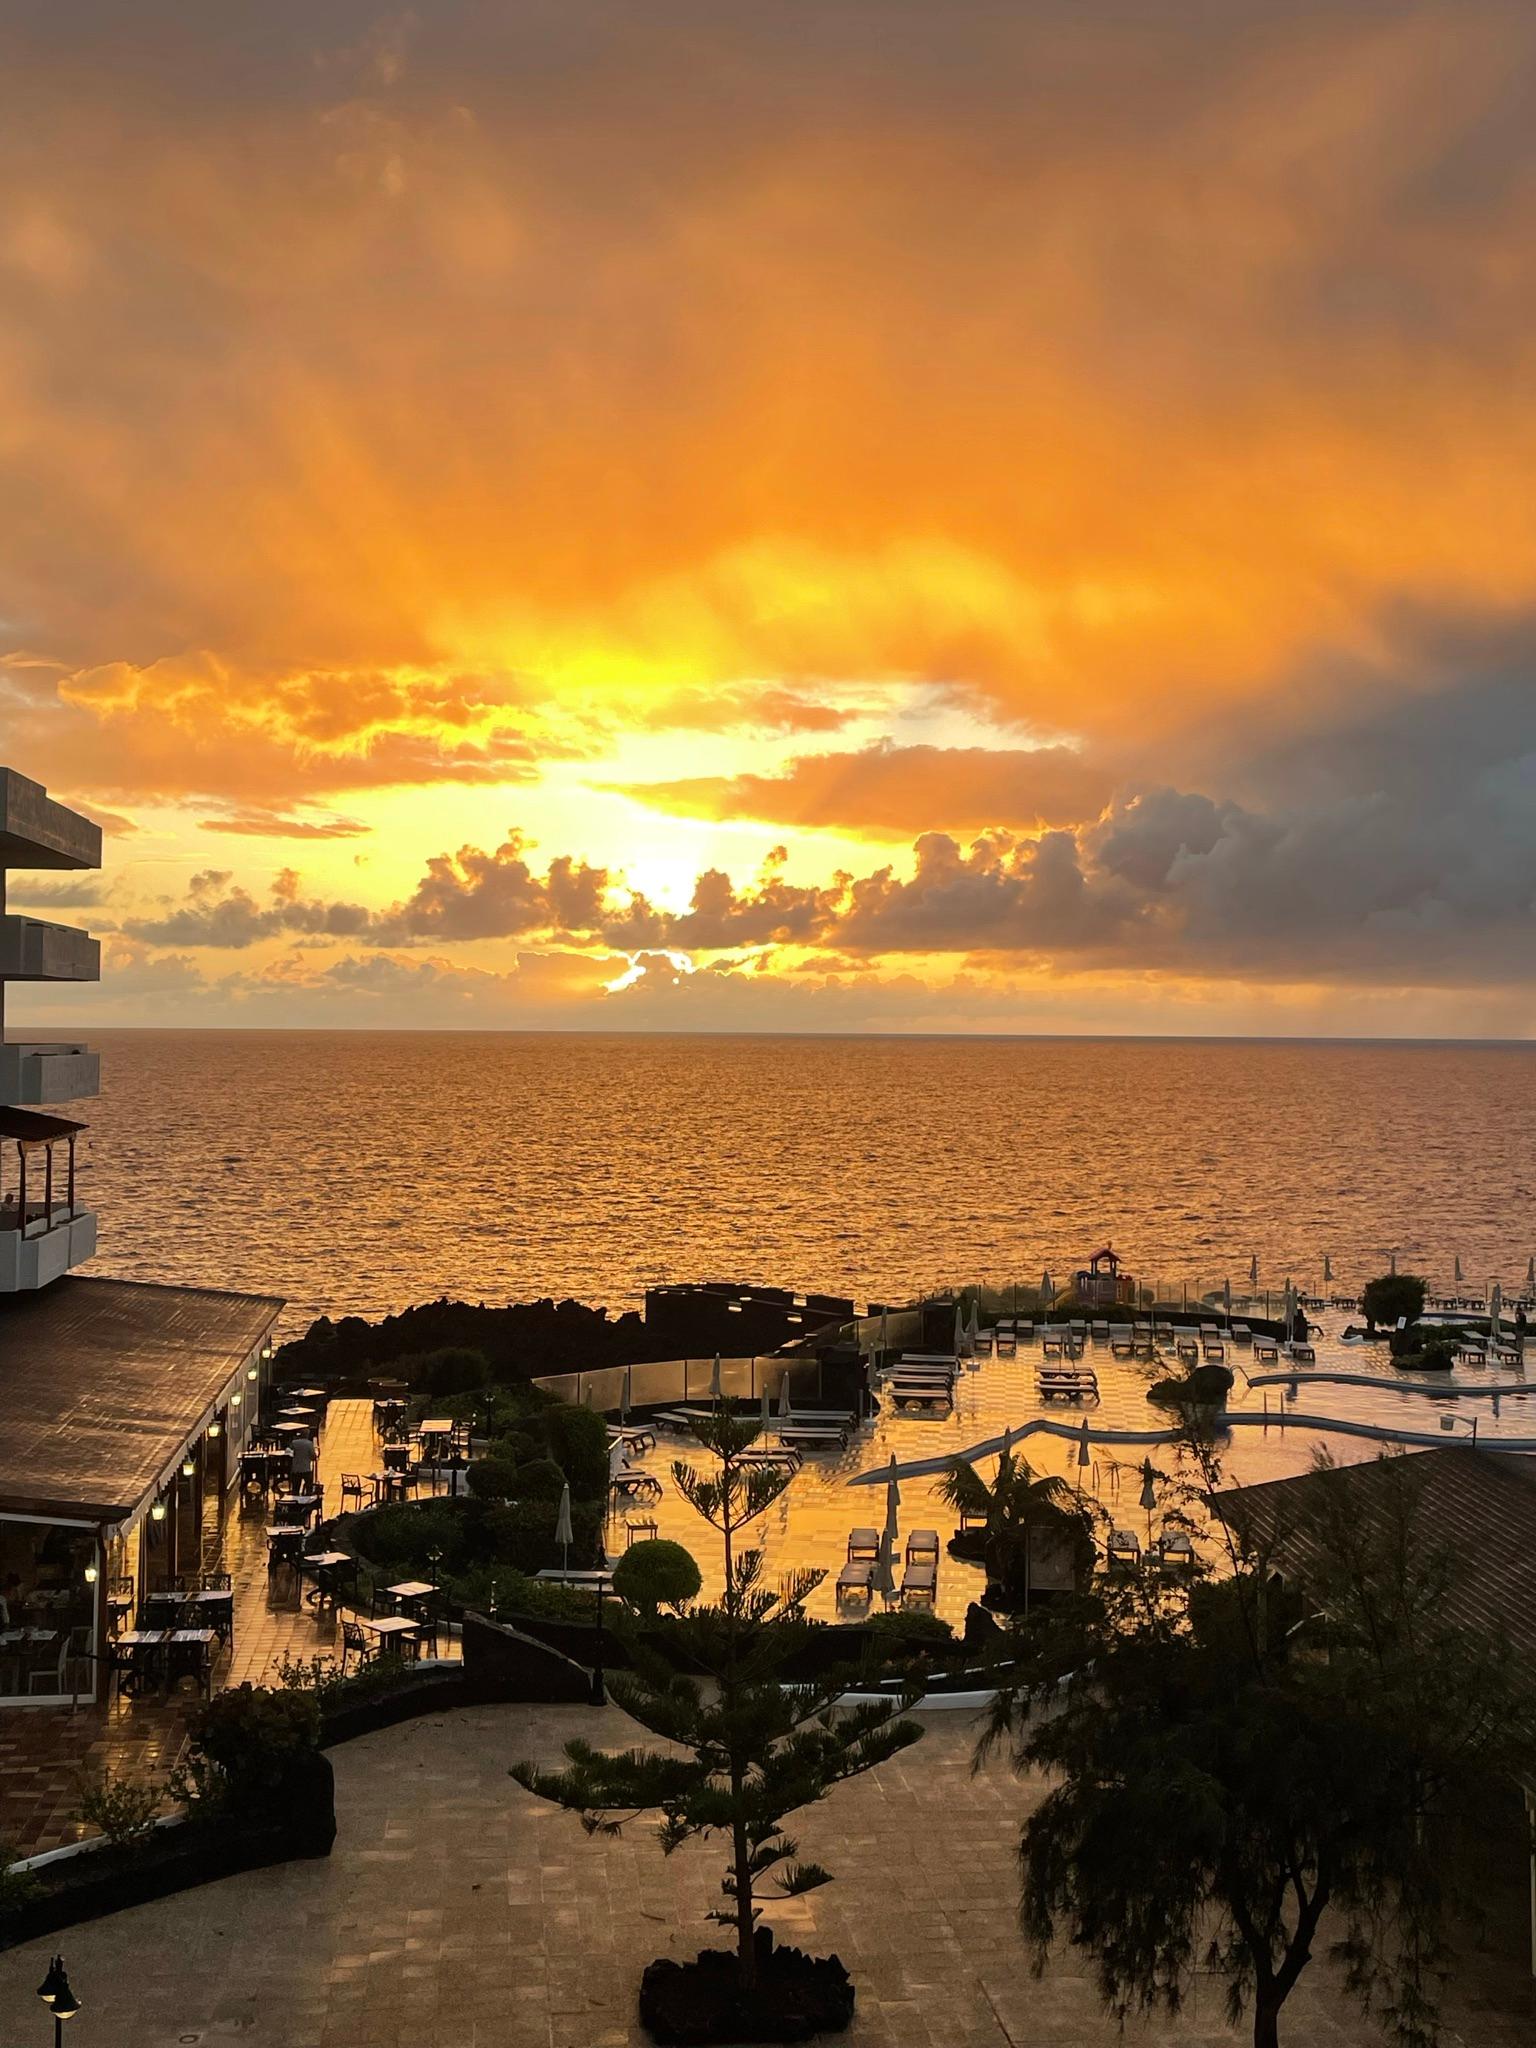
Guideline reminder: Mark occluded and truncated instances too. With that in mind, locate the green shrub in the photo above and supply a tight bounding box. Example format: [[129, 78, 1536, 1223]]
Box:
[[453, 1565, 600, 1623], [483, 1497, 603, 1574], [1149, 1361, 1233, 1409], [174, 1684, 320, 1815], [864, 1608, 954, 1648], [511, 1457, 568, 1502], [273, 1651, 405, 1710], [75, 1772, 162, 1849], [353, 1499, 472, 1574], [466, 1456, 520, 1501], [0, 1845, 42, 1920], [611, 1539, 701, 1614], [1361, 1273, 1428, 1331], [544, 1400, 611, 1498]]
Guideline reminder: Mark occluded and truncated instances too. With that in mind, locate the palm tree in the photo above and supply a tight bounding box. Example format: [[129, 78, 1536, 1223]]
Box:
[[937, 1445, 1092, 1608]]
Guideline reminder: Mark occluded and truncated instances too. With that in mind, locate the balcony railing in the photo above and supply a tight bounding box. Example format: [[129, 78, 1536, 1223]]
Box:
[[0, 1042, 99, 1105], [0, 1205, 97, 1290]]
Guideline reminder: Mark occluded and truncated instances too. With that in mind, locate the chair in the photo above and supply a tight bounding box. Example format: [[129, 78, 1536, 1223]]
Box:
[[340, 1472, 367, 1512], [905, 1530, 940, 1566], [340, 1618, 373, 1673], [1107, 1528, 1143, 1572], [27, 1635, 71, 1696], [900, 1560, 937, 1606], [846, 1528, 880, 1562], [836, 1561, 875, 1602]]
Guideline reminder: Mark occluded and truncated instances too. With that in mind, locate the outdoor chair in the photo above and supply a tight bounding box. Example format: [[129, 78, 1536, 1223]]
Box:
[[847, 1528, 880, 1561], [905, 1530, 940, 1565], [340, 1619, 373, 1673], [900, 1560, 937, 1606], [1107, 1528, 1143, 1572], [1291, 1344, 1317, 1364], [27, 1636, 72, 1697], [836, 1561, 875, 1602], [340, 1472, 368, 1511]]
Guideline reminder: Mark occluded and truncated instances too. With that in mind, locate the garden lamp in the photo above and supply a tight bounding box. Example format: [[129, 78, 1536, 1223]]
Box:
[[37, 1954, 81, 2044]]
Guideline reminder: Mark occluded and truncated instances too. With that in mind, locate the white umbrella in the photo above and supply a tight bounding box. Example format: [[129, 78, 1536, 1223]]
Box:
[[1389, 1249, 1397, 1276], [1283, 1279, 1297, 1339], [1491, 1281, 1503, 1337], [1039, 1271, 1053, 1309], [1248, 1253, 1259, 1287], [709, 1352, 722, 1401], [872, 1528, 896, 1603], [555, 1482, 574, 1575], [967, 1298, 981, 1350], [953, 1301, 967, 1358], [777, 1375, 792, 1422], [1526, 1257, 1535, 1296], [620, 1363, 633, 1420], [1222, 1276, 1232, 1321], [1454, 1254, 1464, 1288], [1077, 1416, 1091, 1469], [879, 1306, 890, 1356], [883, 1454, 901, 1543], [760, 1385, 771, 1436], [1323, 1253, 1333, 1287]]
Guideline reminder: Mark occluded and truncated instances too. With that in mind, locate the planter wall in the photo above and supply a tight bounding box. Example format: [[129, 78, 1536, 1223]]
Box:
[[1, 1753, 335, 1953]]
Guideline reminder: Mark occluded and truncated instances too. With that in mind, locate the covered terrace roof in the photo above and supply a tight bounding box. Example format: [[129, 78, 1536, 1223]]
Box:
[[0, 1275, 283, 1520], [1212, 1446, 1536, 1686]]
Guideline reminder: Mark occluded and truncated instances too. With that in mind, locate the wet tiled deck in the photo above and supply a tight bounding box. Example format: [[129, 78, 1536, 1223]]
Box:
[[1, 1399, 449, 1861], [616, 1306, 1535, 1624]]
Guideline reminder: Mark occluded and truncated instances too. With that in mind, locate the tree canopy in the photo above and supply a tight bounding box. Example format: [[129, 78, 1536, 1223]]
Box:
[[990, 1444, 1536, 2048]]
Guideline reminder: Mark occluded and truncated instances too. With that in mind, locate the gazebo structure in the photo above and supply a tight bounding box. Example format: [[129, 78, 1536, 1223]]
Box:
[[1074, 1245, 1135, 1308], [0, 764, 285, 1708]]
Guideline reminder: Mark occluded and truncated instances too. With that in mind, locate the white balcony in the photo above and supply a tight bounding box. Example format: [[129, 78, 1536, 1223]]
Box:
[[0, 1206, 97, 1291], [0, 917, 101, 982], [0, 1042, 99, 1105]]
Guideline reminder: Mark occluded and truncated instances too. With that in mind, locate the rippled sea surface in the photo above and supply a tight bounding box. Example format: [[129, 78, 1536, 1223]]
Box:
[[72, 1031, 1536, 1333]]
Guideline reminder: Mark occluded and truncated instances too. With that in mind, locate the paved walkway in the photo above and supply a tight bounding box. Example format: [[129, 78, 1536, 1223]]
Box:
[[3, 1706, 1529, 2047]]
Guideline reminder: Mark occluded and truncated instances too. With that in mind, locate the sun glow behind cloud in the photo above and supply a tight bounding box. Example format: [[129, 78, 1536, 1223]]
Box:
[[3, 2, 1536, 1034]]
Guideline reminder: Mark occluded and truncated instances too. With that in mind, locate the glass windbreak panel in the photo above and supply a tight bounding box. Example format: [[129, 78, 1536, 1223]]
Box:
[[0, 1518, 96, 1704]]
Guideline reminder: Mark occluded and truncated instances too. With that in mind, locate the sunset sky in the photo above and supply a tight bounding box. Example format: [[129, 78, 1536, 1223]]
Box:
[[4, 2, 1535, 1034]]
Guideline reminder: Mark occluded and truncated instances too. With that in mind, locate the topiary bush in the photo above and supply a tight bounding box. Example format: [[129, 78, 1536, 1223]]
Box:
[[511, 1457, 568, 1503], [544, 1400, 611, 1498], [611, 1538, 701, 1614], [465, 1456, 520, 1501]]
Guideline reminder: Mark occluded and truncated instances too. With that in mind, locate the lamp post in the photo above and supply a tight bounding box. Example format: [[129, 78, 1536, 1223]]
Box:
[[37, 1954, 81, 2045]]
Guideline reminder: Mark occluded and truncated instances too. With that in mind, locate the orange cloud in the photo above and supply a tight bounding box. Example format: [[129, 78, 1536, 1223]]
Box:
[[617, 741, 1114, 839]]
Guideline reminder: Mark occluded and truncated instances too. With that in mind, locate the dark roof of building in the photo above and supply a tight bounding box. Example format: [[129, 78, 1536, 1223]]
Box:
[[0, 1275, 283, 1519], [0, 1107, 87, 1144], [1213, 1447, 1536, 1683]]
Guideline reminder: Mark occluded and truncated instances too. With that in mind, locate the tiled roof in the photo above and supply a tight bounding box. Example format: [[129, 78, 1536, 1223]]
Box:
[[1213, 1446, 1536, 1681], [0, 1275, 283, 1519]]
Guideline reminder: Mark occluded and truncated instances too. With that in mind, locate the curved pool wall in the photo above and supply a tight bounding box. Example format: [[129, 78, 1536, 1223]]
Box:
[[1243, 1367, 1536, 1399], [846, 1407, 1536, 1486]]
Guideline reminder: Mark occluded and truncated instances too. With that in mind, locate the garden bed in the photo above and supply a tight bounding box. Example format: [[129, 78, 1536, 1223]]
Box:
[[639, 1934, 854, 2045], [1, 1752, 335, 1952]]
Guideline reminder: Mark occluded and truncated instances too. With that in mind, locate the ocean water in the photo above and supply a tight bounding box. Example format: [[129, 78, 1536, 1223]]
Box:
[[58, 1031, 1536, 1336]]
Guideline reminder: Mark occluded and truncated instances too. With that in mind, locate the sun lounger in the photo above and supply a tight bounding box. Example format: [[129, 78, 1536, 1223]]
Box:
[[1106, 1528, 1143, 1571], [1158, 1532, 1195, 1571], [1091, 1320, 1110, 1340], [779, 1422, 848, 1450], [847, 1528, 881, 1561], [900, 1559, 937, 1605], [1176, 1338, 1199, 1362], [739, 1446, 802, 1471], [1111, 1334, 1135, 1358], [1203, 1342, 1226, 1362], [905, 1529, 940, 1565], [1253, 1341, 1278, 1363], [1042, 1335, 1064, 1357], [837, 1561, 875, 1601], [1232, 1323, 1251, 1342], [1290, 1344, 1316, 1364]]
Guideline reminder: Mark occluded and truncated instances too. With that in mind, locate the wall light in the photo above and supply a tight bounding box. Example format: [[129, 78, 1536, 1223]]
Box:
[[247, 1366, 259, 1381], [181, 1456, 196, 1478], [207, 1420, 222, 1439], [230, 1390, 242, 1407], [83, 1562, 99, 1585], [150, 1499, 167, 1523]]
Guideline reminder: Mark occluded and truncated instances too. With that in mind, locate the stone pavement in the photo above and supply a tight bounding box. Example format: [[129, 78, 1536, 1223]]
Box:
[[2, 1705, 1529, 2048]]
